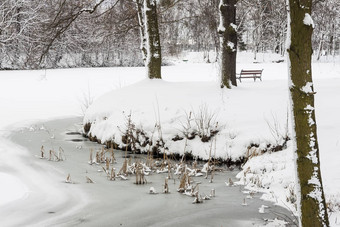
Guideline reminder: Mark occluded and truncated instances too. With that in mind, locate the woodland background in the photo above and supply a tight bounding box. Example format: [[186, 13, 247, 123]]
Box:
[[0, 0, 338, 70]]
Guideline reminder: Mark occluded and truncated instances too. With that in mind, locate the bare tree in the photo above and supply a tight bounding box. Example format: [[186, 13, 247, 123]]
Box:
[[218, 0, 237, 88], [135, 0, 147, 62], [287, 0, 329, 226], [144, 0, 162, 79], [0, 0, 41, 69], [313, 0, 340, 60], [1, 0, 339, 70]]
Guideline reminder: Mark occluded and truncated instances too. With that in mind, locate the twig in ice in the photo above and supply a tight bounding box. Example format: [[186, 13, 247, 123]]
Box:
[[86, 176, 94, 183]]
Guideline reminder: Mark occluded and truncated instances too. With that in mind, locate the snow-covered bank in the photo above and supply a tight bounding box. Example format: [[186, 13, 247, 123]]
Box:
[[83, 78, 288, 162], [0, 67, 146, 129]]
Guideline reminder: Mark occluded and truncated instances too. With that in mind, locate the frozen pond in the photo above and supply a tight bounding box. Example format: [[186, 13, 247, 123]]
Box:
[[7, 117, 296, 226]]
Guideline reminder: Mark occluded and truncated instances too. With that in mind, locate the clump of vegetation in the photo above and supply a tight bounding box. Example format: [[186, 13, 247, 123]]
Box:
[[176, 105, 220, 143], [245, 114, 290, 161], [38, 145, 65, 162], [326, 197, 340, 216], [135, 161, 147, 185], [178, 172, 190, 193], [286, 184, 297, 206], [163, 178, 170, 193], [109, 168, 116, 181]]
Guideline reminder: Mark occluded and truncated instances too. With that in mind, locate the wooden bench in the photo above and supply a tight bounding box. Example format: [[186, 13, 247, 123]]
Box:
[[237, 69, 263, 82]]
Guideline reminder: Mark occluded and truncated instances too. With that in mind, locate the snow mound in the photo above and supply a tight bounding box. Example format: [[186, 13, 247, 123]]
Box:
[[84, 79, 245, 160]]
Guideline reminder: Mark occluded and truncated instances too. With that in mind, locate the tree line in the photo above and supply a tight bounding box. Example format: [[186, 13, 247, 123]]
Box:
[[0, 0, 338, 70]]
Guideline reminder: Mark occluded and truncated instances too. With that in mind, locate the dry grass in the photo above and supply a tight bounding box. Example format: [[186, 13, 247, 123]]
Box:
[[65, 173, 72, 183], [226, 178, 233, 186], [49, 149, 53, 161], [163, 178, 169, 193], [89, 148, 93, 164], [178, 172, 189, 192], [86, 176, 94, 183], [40, 145, 45, 158], [119, 159, 128, 176], [135, 161, 147, 184], [210, 188, 215, 197], [109, 168, 116, 181], [105, 157, 110, 171]]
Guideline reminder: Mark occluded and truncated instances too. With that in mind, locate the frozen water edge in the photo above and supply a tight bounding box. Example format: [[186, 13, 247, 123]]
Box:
[[0, 133, 89, 227], [4, 117, 295, 226]]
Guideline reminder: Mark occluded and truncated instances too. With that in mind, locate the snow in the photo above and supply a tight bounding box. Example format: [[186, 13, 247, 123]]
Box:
[[218, 0, 226, 33], [0, 52, 340, 225], [236, 145, 297, 212], [227, 41, 235, 50], [303, 13, 315, 28], [84, 65, 289, 161], [0, 172, 28, 205], [306, 148, 318, 164], [258, 204, 268, 214], [218, 23, 225, 33], [230, 23, 237, 31], [305, 104, 314, 111], [0, 67, 142, 225], [301, 81, 314, 93], [308, 169, 321, 187]]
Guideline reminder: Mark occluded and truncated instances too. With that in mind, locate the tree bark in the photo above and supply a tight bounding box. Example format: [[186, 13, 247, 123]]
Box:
[[287, 0, 329, 226], [135, 0, 147, 63], [144, 0, 162, 79], [218, 0, 237, 88]]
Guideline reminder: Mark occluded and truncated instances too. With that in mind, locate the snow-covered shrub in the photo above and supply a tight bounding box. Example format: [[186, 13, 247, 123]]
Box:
[[176, 105, 220, 143]]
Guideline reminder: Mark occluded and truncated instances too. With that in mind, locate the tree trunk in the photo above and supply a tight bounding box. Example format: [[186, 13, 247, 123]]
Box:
[[14, 6, 22, 69], [218, 0, 237, 88], [144, 0, 162, 79], [316, 34, 324, 61], [287, 1, 329, 226], [135, 0, 147, 63]]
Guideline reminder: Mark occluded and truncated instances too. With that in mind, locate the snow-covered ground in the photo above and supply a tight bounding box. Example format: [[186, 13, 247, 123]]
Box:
[[0, 52, 339, 225], [0, 67, 144, 223]]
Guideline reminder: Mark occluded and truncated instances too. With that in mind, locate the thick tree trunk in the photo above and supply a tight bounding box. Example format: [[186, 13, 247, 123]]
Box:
[[144, 0, 161, 79], [287, 1, 329, 226], [218, 0, 237, 88]]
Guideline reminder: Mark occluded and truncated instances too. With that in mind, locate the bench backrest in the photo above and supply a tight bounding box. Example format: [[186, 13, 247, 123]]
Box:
[[240, 69, 263, 75]]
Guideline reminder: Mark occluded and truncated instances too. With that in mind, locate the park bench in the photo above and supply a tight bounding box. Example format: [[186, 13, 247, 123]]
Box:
[[237, 69, 263, 82]]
